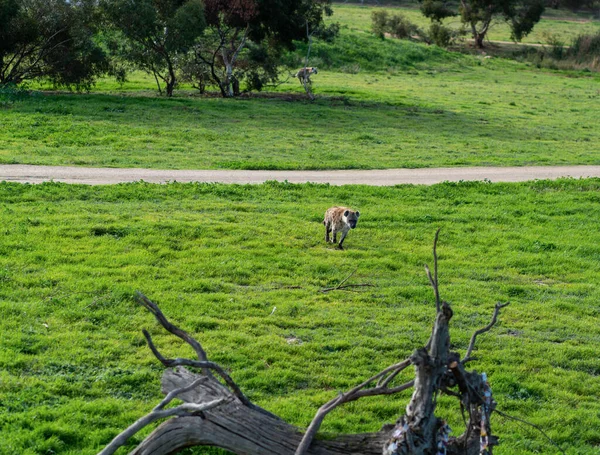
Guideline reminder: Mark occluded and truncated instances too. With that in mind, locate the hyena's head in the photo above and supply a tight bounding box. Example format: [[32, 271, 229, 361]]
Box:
[[343, 210, 360, 229]]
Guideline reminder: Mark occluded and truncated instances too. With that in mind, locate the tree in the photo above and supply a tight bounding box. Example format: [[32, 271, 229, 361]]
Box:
[[0, 0, 107, 88], [187, 0, 336, 97], [99, 232, 521, 455], [420, 0, 545, 47], [101, 0, 206, 96]]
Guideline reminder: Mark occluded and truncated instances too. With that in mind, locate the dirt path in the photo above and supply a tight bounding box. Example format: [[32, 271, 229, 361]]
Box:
[[2, 164, 600, 185]]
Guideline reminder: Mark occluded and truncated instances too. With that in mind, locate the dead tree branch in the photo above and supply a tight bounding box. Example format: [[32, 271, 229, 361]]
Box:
[[98, 376, 226, 455], [136, 292, 208, 362], [295, 359, 413, 455], [463, 302, 510, 363], [99, 232, 520, 455]]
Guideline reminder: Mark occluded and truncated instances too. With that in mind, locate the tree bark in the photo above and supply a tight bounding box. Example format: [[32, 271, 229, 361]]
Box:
[[129, 367, 390, 455]]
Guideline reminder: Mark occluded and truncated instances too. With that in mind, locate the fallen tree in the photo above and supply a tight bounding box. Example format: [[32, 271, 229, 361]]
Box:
[[99, 231, 509, 455]]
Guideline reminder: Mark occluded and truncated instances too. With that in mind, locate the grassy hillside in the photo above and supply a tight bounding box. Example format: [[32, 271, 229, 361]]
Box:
[[2, 57, 599, 170], [1, 180, 600, 454]]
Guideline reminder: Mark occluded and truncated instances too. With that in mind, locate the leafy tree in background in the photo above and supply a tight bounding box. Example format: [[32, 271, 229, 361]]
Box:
[[421, 0, 545, 47], [188, 0, 337, 97], [0, 0, 107, 88], [101, 0, 206, 96]]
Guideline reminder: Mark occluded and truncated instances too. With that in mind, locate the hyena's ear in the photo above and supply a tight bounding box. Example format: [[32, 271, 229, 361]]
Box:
[[343, 210, 349, 217], [356, 211, 360, 218]]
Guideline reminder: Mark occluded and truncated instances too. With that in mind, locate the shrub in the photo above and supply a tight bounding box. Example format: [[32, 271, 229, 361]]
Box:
[[571, 32, 600, 62], [371, 10, 419, 40], [428, 22, 456, 47]]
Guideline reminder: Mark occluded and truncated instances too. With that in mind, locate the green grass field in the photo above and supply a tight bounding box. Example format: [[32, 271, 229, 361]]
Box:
[[2, 61, 599, 170], [2, 4, 600, 455], [1, 4, 599, 171], [1, 180, 600, 454]]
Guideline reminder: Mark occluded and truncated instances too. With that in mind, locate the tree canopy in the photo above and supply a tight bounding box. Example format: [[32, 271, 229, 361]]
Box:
[[0, 0, 107, 88], [101, 0, 207, 96], [420, 0, 545, 47]]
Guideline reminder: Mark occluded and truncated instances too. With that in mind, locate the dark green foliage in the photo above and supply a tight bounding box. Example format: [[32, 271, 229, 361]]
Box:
[[419, 0, 546, 47], [100, 0, 206, 96], [420, 0, 457, 22], [188, 0, 337, 97], [508, 0, 546, 41], [428, 22, 462, 47], [371, 10, 420, 39], [0, 0, 107, 88]]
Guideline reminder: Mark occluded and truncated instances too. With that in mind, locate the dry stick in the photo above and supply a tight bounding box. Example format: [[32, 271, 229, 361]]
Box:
[[331, 268, 356, 289], [463, 302, 510, 362], [98, 377, 226, 455], [142, 329, 252, 408], [136, 292, 208, 363], [319, 283, 375, 293], [318, 269, 373, 293], [424, 228, 442, 313], [295, 359, 413, 455]]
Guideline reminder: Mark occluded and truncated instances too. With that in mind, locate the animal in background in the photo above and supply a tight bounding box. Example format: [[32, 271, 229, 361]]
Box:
[[295, 67, 318, 84], [323, 206, 360, 250]]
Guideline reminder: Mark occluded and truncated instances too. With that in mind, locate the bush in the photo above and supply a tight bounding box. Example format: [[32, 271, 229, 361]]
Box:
[[571, 32, 600, 62], [428, 23, 456, 47], [371, 10, 419, 40]]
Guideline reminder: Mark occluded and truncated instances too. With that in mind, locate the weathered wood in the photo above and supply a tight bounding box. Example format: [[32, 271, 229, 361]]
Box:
[[97, 234, 512, 455], [129, 367, 390, 455]]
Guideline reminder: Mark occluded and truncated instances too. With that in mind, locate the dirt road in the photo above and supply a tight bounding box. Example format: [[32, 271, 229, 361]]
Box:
[[2, 164, 600, 186]]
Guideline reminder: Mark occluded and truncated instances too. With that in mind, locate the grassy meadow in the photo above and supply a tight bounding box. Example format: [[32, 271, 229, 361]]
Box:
[[1, 4, 599, 170], [2, 4, 600, 455], [2, 180, 600, 455]]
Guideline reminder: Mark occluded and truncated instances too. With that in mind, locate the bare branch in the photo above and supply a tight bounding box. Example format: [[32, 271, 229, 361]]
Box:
[[318, 269, 374, 292], [98, 376, 226, 455], [424, 228, 442, 312], [141, 329, 251, 407], [295, 359, 412, 455], [463, 302, 510, 362], [136, 292, 208, 363], [319, 283, 374, 293]]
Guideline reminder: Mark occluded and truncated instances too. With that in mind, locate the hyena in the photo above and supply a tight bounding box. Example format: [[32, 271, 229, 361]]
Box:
[[295, 67, 318, 84], [323, 206, 360, 250]]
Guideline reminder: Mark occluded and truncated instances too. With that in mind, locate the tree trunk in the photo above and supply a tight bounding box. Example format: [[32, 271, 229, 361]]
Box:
[[166, 60, 176, 97], [474, 32, 485, 48]]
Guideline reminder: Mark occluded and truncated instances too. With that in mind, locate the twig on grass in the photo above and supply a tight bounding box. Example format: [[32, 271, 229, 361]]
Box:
[[319, 283, 375, 293], [318, 268, 374, 292]]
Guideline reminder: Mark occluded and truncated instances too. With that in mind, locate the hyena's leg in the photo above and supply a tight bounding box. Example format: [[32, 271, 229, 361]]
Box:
[[325, 222, 331, 242], [338, 231, 348, 250], [332, 229, 337, 244]]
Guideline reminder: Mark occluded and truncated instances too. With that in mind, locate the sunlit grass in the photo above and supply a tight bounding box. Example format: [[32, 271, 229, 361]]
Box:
[[1, 180, 600, 454], [2, 58, 599, 170]]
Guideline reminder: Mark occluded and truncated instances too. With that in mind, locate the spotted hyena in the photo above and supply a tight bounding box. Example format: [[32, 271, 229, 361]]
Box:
[[323, 206, 360, 250]]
